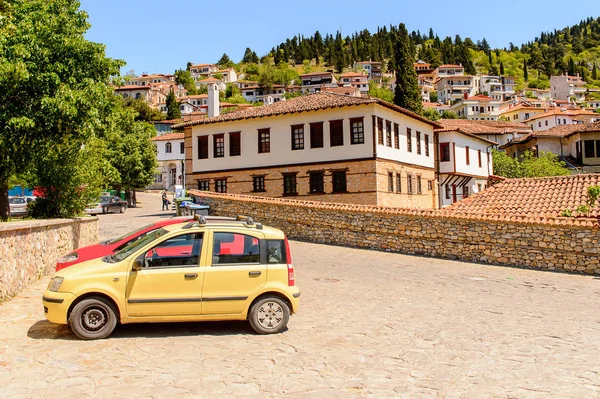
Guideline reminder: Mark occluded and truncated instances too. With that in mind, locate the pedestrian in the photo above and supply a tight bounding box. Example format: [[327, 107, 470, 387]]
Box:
[[161, 190, 169, 211]]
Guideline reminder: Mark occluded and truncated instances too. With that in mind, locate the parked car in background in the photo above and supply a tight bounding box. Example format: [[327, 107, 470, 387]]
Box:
[[99, 195, 127, 214], [24, 196, 37, 204], [43, 216, 299, 339], [56, 216, 196, 271], [84, 201, 103, 215], [8, 196, 28, 217]]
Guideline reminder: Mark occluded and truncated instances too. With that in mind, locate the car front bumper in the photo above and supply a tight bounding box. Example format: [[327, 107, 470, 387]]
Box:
[[42, 291, 77, 324]]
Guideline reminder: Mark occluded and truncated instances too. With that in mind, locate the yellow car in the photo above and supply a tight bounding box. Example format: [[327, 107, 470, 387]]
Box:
[[42, 216, 300, 340]]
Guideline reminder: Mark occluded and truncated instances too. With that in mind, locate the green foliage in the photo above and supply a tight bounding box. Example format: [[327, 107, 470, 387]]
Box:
[[492, 150, 571, 178], [165, 89, 181, 120], [0, 0, 123, 220], [174, 69, 197, 95], [244, 63, 260, 81], [241, 47, 259, 64], [393, 24, 422, 114], [429, 91, 438, 103], [217, 53, 234, 68], [122, 98, 163, 122], [368, 82, 393, 102]]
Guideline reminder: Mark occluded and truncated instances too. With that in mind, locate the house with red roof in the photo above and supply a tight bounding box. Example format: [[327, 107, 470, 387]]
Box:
[[450, 95, 502, 120], [149, 132, 186, 191]]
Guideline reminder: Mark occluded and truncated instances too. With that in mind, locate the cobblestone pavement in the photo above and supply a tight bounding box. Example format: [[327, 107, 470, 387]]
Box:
[[1, 192, 600, 398]]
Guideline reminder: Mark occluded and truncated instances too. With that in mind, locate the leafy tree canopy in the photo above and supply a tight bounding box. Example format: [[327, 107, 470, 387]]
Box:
[[492, 149, 571, 178]]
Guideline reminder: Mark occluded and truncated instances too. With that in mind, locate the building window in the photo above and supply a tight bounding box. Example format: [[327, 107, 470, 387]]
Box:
[[180, 142, 185, 154], [310, 122, 324, 148], [465, 146, 470, 165], [198, 136, 209, 159], [394, 124, 400, 149], [445, 185, 451, 199], [329, 119, 344, 147], [286, 124, 304, 151], [258, 128, 270, 153], [165, 142, 172, 153], [377, 118, 384, 145], [283, 173, 297, 195], [386, 121, 392, 147], [154, 173, 162, 183], [416, 132, 421, 155], [440, 142, 450, 162], [396, 174, 401, 193], [558, 119, 561, 125], [332, 170, 347, 193], [198, 180, 209, 191], [417, 176, 422, 194], [428, 180, 432, 190], [425, 134, 430, 157], [309, 172, 324, 193], [213, 134, 224, 158], [229, 132, 241, 156], [407, 175, 413, 194], [584, 140, 596, 158], [478, 149, 482, 167], [388, 172, 394, 192], [463, 185, 469, 198], [545, 120, 548, 126], [407, 128, 412, 152], [350, 117, 364, 144], [252, 176, 265, 192], [215, 179, 227, 193]]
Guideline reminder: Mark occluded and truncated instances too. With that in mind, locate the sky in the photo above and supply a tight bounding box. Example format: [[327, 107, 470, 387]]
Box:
[[79, 0, 600, 75]]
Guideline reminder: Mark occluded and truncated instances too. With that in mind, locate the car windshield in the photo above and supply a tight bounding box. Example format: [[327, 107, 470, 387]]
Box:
[[111, 228, 169, 262], [9, 197, 26, 204], [104, 223, 158, 245], [99, 196, 112, 203]]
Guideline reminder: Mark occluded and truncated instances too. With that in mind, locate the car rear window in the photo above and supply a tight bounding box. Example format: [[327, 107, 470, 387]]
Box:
[[9, 198, 26, 204], [266, 240, 286, 264]]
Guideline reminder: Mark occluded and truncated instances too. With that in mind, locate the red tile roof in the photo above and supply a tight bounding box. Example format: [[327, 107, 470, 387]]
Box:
[[173, 92, 441, 129], [437, 64, 463, 68], [151, 132, 184, 142], [446, 174, 600, 218], [339, 72, 367, 77], [500, 122, 600, 148], [525, 108, 597, 123], [436, 119, 531, 134], [114, 85, 150, 91]]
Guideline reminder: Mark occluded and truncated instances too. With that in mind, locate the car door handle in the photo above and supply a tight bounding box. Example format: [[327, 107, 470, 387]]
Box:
[[184, 273, 198, 279], [248, 271, 261, 277]]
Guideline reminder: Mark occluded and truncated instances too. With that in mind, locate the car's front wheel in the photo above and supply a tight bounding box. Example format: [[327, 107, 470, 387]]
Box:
[[102, 206, 107, 214], [120, 205, 126, 213], [69, 297, 118, 340], [248, 296, 290, 334]]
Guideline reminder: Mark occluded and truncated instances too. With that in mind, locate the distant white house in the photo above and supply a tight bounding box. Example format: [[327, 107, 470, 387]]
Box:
[[149, 132, 186, 191]]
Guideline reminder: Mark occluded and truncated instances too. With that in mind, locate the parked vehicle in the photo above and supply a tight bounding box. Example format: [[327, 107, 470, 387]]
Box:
[[8, 196, 28, 216], [56, 216, 196, 271], [43, 216, 299, 339], [99, 195, 127, 214], [84, 202, 103, 215]]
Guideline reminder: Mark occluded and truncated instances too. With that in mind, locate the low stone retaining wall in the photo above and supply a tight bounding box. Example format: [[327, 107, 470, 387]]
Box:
[[189, 190, 600, 275], [0, 218, 99, 301]]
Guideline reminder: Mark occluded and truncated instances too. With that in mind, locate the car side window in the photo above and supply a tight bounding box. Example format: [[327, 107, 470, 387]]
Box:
[[143, 233, 203, 268], [212, 232, 260, 265], [266, 240, 285, 264]]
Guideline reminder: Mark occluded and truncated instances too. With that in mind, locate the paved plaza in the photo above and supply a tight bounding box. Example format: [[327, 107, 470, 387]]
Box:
[[1, 192, 599, 398]]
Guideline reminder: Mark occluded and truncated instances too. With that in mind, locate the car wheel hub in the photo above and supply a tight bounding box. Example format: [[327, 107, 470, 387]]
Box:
[[82, 308, 107, 331], [257, 301, 283, 329]]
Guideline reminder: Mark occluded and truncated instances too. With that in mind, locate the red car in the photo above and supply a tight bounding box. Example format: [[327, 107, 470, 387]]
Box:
[[55, 217, 195, 271]]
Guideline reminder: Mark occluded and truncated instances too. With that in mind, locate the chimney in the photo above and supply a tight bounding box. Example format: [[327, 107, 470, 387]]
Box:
[[208, 83, 219, 118]]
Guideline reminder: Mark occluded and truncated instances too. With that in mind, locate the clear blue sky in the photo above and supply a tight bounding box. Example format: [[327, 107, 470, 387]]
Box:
[[79, 0, 599, 75]]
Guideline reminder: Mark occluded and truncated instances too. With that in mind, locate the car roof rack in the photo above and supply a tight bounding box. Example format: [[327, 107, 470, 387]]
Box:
[[182, 214, 263, 230]]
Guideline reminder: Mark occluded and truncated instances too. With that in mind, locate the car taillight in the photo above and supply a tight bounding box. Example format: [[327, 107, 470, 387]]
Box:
[[284, 237, 294, 286]]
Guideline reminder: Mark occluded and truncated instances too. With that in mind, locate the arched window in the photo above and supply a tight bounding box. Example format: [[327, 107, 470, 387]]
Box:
[[165, 142, 172, 153], [122, 93, 129, 99], [135, 93, 142, 99]]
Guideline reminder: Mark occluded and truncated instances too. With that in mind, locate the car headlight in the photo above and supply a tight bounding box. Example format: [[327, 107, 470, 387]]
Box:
[[58, 252, 79, 263], [48, 277, 64, 292]]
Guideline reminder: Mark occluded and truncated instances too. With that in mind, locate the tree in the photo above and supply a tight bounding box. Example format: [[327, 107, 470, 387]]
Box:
[[568, 57, 576, 76], [0, 0, 123, 220], [174, 69, 197, 95], [123, 98, 163, 122], [393, 24, 422, 114], [241, 47, 259, 64], [593, 63, 598, 80], [523, 59, 529, 81], [217, 53, 234, 68], [165, 89, 181, 120], [368, 82, 394, 102], [500, 61, 505, 75], [492, 150, 570, 178]]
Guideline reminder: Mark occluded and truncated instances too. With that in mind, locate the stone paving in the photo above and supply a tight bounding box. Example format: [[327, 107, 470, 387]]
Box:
[[1, 192, 600, 398]]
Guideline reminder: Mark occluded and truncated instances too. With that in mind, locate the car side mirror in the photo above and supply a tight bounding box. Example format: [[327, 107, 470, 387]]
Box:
[[132, 259, 143, 272]]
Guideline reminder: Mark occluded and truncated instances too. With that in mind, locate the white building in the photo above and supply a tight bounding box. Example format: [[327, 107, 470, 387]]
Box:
[[149, 132, 186, 190], [338, 72, 369, 96], [436, 119, 531, 148], [189, 63, 219, 82], [354, 61, 383, 83], [433, 64, 465, 80], [525, 108, 599, 131], [551, 74, 587, 103], [451, 95, 502, 120], [241, 85, 287, 103], [300, 72, 337, 94], [436, 75, 479, 104], [435, 127, 496, 207]]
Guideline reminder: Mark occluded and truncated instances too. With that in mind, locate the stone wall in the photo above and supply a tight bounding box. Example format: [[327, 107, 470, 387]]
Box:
[[0, 218, 99, 301], [189, 190, 600, 275]]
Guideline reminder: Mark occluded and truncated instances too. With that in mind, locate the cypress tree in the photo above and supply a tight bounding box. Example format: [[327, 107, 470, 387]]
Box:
[[568, 57, 576, 76], [500, 61, 505, 75], [593, 64, 598, 80], [523, 59, 528, 81], [166, 89, 181, 120], [393, 24, 422, 113]]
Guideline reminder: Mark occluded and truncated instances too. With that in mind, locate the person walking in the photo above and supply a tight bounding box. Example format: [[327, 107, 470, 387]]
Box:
[[161, 190, 169, 211]]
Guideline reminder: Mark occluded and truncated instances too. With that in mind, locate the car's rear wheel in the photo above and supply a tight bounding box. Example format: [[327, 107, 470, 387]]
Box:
[[120, 205, 126, 213], [69, 297, 117, 340], [102, 206, 107, 214], [248, 296, 290, 334]]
